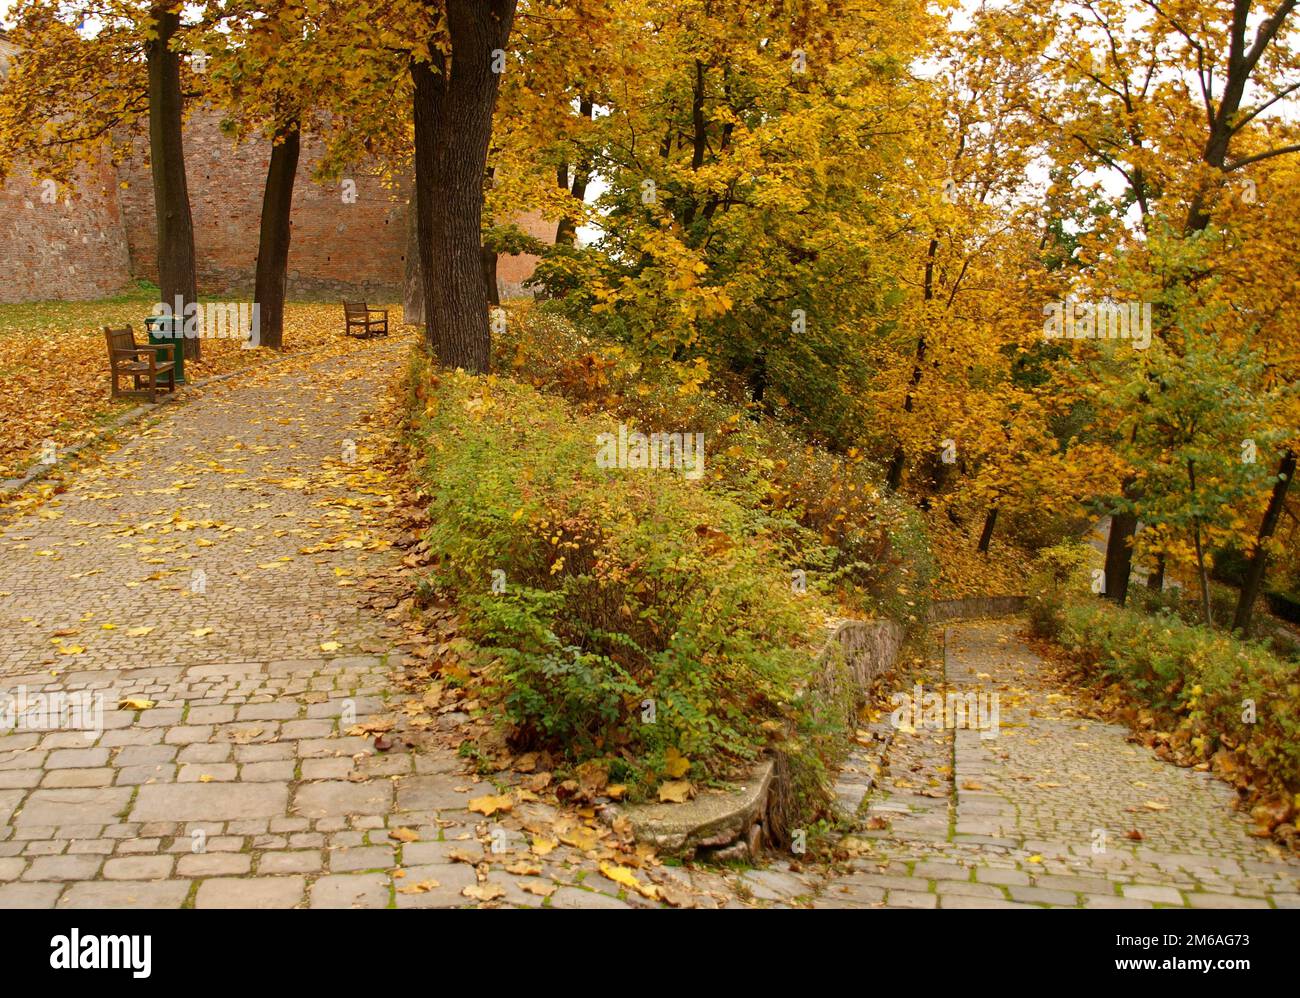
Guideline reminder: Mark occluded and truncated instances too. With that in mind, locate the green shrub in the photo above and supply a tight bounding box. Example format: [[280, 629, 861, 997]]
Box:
[[405, 354, 843, 798], [1025, 542, 1094, 639], [1209, 544, 1251, 587], [1056, 599, 1300, 804], [1265, 588, 1300, 626], [493, 301, 934, 624], [1130, 583, 1185, 620]]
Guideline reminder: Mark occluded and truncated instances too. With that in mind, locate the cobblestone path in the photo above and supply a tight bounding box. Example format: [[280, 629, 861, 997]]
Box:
[[811, 620, 1300, 908], [0, 342, 654, 908], [3, 344, 1295, 909]]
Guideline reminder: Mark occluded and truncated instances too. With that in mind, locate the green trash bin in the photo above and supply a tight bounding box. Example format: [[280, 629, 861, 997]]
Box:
[[144, 314, 185, 385]]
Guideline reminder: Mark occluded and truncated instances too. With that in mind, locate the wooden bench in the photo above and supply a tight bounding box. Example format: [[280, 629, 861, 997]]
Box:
[[343, 301, 389, 338], [104, 324, 176, 402]]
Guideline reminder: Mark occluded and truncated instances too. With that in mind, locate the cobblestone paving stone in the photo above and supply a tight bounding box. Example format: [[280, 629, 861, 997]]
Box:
[[0, 342, 699, 909], [814, 620, 1300, 909]]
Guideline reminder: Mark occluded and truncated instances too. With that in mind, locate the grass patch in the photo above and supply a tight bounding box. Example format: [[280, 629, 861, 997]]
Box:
[[494, 301, 934, 624]]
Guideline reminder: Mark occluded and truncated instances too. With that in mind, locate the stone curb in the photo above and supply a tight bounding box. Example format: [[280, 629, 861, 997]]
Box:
[[616, 596, 1027, 858], [613, 761, 775, 854]]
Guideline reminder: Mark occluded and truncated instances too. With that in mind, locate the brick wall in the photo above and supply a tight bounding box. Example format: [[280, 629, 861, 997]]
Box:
[[0, 158, 134, 305], [0, 41, 546, 305], [498, 210, 553, 298], [116, 107, 411, 300], [0, 37, 133, 304]]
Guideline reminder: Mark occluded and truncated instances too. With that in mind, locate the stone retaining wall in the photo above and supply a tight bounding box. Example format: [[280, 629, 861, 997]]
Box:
[[619, 597, 1027, 858], [926, 595, 1027, 624]]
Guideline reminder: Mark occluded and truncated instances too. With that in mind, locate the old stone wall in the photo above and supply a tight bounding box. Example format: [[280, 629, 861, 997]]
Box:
[[115, 107, 410, 300], [0, 86, 547, 303], [0, 158, 134, 304]]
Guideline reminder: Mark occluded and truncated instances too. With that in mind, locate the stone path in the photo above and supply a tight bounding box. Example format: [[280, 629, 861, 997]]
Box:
[[3, 342, 1296, 909], [0, 341, 666, 909], [811, 620, 1300, 908]]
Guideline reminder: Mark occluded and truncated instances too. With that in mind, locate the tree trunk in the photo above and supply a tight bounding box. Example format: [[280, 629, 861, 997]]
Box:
[[411, 0, 517, 373], [1103, 510, 1139, 606], [885, 446, 906, 491], [1233, 448, 1296, 632], [1147, 553, 1165, 591], [252, 122, 299, 351], [555, 98, 593, 246], [680, 62, 708, 229], [1188, 459, 1213, 625], [1192, 523, 1212, 624], [412, 55, 440, 355], [146, 2, 199, 361], [404, 184, 424, 328], [1103, 474, 1140, 606], [481, 243, 500, 306], [886, 237, 938, 491], [976, 507, 998, 553]]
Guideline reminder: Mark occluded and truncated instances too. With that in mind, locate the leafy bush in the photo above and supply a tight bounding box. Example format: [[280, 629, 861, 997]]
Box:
[[1055, 599, 1300, 823], [493, 301, 934, 624], [1265, 588, 1300, 626], [1129, 583, 1185, 620], [1209, 544, 1251, 587], [1025, 542, 1094, 639], [405, 353, 844, 797]]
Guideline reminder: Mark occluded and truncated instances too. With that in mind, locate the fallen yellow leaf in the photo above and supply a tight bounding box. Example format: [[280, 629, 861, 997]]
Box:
[[462, 883, 505, 902], [468, 794, 514, 817]]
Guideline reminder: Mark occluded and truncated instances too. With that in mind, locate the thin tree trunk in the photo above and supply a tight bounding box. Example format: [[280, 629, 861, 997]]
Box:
[[976, 507, 998, 553], [252, 121, 299, 351], [680, 61, 708, 229], [886, 237, 938, 491], [404, 184, 424, 327], [1233, 448, 1296, 632], [146, 2, 198, 361], [1147, 553, 1165, 591], [481, 243, 500, 306], [412, 0, 517, 373], [555, 98, 593, 246], [411, 53, 441, 355], [1193, 523, 1212, 624], [1188, 459, 1213, 625]]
